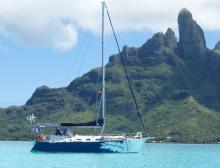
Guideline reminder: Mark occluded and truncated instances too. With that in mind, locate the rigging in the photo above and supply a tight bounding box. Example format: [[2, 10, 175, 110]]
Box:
[[104, 2, 146, 132]]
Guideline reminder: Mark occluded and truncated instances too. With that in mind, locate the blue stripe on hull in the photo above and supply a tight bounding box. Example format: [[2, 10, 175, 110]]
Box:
[[31, 141, 124, 153]]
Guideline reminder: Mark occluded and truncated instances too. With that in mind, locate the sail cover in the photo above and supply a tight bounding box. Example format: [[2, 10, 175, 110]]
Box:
[[61, 118, 104, 127]]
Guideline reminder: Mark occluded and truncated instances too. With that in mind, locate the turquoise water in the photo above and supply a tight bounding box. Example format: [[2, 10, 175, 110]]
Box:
[[0, 142, 220, 168]]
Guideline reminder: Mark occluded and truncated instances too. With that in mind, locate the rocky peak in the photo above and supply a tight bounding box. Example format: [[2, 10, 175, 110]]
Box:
[[214, 41, 220, 54], [34, 86, 51, 94], [121, 45, 138, 57], [164, 28, 177, 50], [215, 41, 220, 49], [108, 45, 139, 66], [139, 29, 177, 58], [178, 8, 206, 59], [140, 32, 164, 55], [26, 86, 52, 105]]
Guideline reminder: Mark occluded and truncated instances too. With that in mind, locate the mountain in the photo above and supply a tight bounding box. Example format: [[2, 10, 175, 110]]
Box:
[[214, 41, 220, 54], [1, 8, 220, 143]]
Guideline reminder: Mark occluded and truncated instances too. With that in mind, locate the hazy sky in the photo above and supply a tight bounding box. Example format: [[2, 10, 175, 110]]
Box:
[[0, 0, 220, 107]]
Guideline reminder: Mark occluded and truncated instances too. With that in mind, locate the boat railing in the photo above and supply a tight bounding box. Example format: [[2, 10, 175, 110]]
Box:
[[124, 132, 142, 139], [38, 132, 143, 142], [102, 132, 142, 139]]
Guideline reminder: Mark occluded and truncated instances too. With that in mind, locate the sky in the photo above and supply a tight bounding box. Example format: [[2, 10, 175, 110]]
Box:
[[0, 0, 220, 107]]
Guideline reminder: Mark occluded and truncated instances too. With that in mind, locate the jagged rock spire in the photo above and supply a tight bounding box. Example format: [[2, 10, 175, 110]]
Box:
[[215, 41, 220, 49], [164, 28, 177, 50], [139, 32, 164, 55], [214, 41, 220, 54], [140, 28, 177, 56], [178, 8, 206, 59]]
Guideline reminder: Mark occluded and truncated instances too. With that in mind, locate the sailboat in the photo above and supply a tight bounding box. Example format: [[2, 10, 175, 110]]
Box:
[[31, 1, 146, 153]]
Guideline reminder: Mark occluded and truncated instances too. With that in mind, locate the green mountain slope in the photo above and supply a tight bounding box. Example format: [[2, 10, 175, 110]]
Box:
[[1, 9, 220, 143]]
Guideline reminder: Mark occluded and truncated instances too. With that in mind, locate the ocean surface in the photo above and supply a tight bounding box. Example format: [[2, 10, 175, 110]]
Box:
[[0, 141, 219, 168]]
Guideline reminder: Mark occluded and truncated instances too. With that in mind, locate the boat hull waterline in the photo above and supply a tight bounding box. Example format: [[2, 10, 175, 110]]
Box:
[[32, 139, 145, 153]]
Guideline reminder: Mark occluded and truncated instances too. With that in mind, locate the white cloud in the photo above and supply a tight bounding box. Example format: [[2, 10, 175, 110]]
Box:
[[0, 0, 219, 49]]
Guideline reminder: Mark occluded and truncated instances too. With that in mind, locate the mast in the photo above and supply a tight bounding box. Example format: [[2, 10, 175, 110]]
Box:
[[101, 1, 105, 134]]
